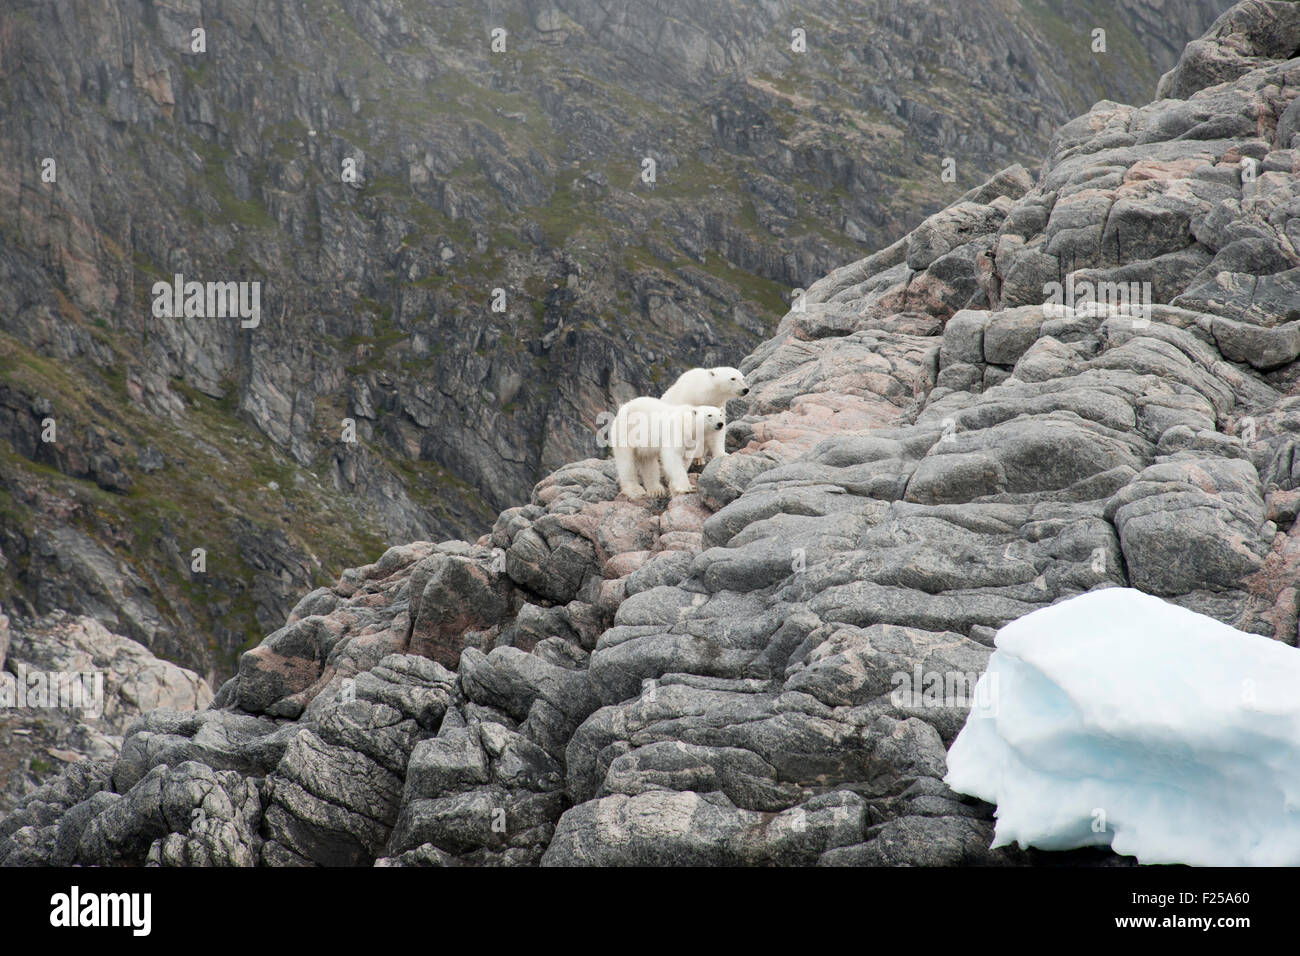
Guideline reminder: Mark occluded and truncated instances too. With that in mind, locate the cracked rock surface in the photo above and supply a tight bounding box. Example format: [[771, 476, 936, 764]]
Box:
[[4, 1, 1299, 866]]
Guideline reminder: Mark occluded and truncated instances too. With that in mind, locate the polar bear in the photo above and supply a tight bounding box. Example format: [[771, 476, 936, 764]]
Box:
[[660, 367, 749, 463], [611, 397, 725, 500]]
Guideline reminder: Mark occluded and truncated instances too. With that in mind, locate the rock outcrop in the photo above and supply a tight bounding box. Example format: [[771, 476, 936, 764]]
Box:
[[4, 0, 1297, 866], [0, 612, 212, 815], [0, 0, 1224, 682]]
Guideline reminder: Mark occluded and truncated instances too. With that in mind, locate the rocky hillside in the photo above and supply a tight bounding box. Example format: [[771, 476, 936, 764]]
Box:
[[0, 0, 1225, 682], [3, 0, 1296, 865], [0, 609, 212, 812]]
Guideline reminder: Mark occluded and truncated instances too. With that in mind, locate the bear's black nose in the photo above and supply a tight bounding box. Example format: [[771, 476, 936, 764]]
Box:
[[740, 387, 750, 395], [714, 422, 724, 430]]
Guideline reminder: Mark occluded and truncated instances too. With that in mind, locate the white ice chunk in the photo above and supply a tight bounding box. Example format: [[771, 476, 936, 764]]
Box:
[[944, 587, 1300, 866]]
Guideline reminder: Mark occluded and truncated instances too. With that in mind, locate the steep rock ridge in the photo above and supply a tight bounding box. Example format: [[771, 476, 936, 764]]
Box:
[[0, 0, 1225, 681], [4, 0, 1298, 865]]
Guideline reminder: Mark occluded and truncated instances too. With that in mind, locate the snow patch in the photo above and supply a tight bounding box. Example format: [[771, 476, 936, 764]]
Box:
[[944, 587, 1300, 866]]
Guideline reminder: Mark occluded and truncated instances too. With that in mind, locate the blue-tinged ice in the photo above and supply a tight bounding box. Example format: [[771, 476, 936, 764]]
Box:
[[944, 587, 1300, 866]]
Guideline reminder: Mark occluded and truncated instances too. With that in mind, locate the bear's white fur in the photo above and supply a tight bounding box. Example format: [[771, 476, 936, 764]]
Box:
[[660, 367, 749, 463], [611, 397, 725, 499]]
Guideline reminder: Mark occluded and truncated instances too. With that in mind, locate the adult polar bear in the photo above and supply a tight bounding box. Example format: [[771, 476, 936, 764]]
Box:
[[660, 366, 749, 464], [612, 398, 724, 499]]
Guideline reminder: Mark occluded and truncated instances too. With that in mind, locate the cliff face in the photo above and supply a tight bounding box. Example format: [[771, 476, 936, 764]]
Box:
[[3, 0, 1296, 866], [0, 0, 1224, 681]]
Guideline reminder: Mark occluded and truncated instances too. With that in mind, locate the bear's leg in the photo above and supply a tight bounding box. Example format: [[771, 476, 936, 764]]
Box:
[[614, 444, 647, 500], [661, 445, 693, 496], [640, 454, 668, 498]]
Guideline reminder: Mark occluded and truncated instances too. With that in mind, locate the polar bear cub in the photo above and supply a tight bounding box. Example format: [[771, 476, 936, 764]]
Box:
[[660, 367, 749, 463], [612, 397, 725, 499]]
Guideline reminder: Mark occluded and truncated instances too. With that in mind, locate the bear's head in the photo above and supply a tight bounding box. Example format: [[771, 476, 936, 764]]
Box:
[[687, 405, 726, 441], [708, 367, 749, 398]]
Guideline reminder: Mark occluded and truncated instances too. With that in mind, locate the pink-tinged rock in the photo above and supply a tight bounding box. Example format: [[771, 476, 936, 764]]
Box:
[[737, 332, 936, 465], [352, 590, 393, 609], [877, 271, 964, 321], [1238, 525, 1300, 643], [288, 621, 410, 714], [657, 531, 704, 553], [367, 542, 438, 581], [334, 542, 436, 595], [407, 556, 511, 668], [552, 510, 601, 541], [743, 394, 912, 462], [593, 501, 660, 560], [132, 41, 174, 111], [317, 615, 348, 643], [1219, 146, 1252, 166], [1123, 157, 1212, 183], [237, 646, 323, 711], [54, 211, 120, 316], [1266, 489, 1300, 526], [603, 550, 652, 579], [565, 601, 607, 648], [661, 497, 709, 535], [597, 578, 627, 616]]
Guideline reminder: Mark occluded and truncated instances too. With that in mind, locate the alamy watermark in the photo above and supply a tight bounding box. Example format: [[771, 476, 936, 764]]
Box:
[[595, 409, 719, 449], [0, 664, 105, 717], [151, 273, 261, 328], [50, 886, 150, 936], [890, 665, 998, 715], [1043, 275, 1151, 326]]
